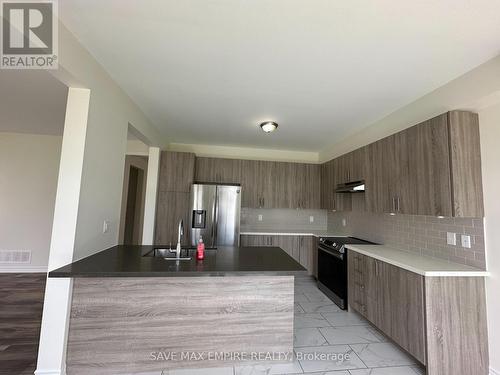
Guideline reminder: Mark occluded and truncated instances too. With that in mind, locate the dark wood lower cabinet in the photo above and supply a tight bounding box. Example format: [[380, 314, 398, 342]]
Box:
[[348, 252, 488, 374], [240, 234, 314, 275]]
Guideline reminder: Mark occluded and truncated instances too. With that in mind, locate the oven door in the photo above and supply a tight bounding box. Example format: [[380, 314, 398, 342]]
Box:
[[317, 245, 348, 309]]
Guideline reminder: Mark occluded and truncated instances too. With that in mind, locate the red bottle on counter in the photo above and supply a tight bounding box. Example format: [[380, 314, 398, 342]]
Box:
[[196, 238, 205, 260]]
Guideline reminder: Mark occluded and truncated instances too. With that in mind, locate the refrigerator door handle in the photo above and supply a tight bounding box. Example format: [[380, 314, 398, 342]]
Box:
[[210, 192, 216, 248], [214, 187, 219, 248]]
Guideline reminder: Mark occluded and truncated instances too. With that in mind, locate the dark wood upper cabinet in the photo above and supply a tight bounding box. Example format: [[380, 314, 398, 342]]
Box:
[[325, 110, 484, 217], [407, 113, 453, 216], [447, 111, 484, 217], [194, 157, 241, 184], [320, 158, 352, 211], [154, 191, 191, 246], [158, 151, 195, 193], [239, 159, 260, 208]]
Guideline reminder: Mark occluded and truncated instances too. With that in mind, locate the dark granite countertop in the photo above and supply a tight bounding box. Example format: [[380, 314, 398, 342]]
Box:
[[49, 245, 307, 277]]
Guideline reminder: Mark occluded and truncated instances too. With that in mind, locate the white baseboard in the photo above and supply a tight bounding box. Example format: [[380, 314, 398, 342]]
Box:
[[0, 265, 48, 273], [34, 370, 65, 375]]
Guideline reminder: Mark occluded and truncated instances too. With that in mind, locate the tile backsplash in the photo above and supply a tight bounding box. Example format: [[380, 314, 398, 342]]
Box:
[[241, 208, 328, 232], [240, 196, 486, 270], [327, 197, 486, 269]]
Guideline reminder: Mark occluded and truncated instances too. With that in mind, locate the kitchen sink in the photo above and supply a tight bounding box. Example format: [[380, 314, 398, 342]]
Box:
[[144, 248, 192, 260]]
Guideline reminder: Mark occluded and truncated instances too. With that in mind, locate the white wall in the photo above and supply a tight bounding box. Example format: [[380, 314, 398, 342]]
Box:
[[0, 133, 62, 271], [479, 101, 500, 374], [319, 54, 500, 162], [50, 22, 169, 262]]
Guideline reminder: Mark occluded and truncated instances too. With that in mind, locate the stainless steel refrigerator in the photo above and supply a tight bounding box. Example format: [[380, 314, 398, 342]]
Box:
[[190, 184, 241, 248]]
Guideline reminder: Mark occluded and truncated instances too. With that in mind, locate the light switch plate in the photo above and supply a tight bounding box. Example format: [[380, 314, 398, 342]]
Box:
[[461, 234, 472, 249], [446, 232, 457, 246], [258, 214, 263, 222], [309, 216, 314, 223], [103, 220, 110, 234]]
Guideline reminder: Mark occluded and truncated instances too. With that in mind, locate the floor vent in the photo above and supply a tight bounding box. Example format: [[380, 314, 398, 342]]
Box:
[[0, 250, 32, 264]]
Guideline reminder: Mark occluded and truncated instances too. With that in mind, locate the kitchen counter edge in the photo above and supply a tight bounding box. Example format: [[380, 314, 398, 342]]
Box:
[[346, 244, 489, 277]]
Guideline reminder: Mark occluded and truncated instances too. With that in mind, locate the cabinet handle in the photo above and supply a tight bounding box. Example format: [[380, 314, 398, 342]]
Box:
[[392, 197, 396, 212], [397, 197, 401, 212]]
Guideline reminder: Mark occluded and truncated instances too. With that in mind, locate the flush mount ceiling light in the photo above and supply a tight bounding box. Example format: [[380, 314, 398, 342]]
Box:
[[259, 121, 278, 133]]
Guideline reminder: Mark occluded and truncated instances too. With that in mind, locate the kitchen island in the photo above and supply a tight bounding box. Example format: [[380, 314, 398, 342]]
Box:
[[50, 245, 306, 375]]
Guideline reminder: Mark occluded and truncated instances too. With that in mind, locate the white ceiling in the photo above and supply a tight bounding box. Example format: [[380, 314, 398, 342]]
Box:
[[59, 0, 500, 152], [0, 70, 68, 136]]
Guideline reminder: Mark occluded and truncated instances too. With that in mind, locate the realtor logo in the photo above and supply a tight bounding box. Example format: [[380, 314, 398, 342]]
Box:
[[1, 0, 58, 69]]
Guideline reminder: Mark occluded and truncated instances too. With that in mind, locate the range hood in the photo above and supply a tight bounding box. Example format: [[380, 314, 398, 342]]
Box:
[[335, 180, 366, 193]]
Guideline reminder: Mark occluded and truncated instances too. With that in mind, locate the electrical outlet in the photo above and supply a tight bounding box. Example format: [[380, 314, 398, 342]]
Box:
[[309, 216, 314, 223], [103, 220, 110, 234], [446, 232, 457, 246], [461, 235, 471, 249], [342, 218, 347, 227], [258, 214, 263, 222]]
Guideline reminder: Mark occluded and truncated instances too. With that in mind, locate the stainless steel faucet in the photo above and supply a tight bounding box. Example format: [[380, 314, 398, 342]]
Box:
[[171, 219, 183, 258]]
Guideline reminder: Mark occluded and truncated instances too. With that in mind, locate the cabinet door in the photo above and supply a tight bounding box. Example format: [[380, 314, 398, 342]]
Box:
[[155, 191, 191, 246], [350, 147, 367, 182], [304, 164, 321, 209], [320, 160, 335, 210], [293, 163, 307, 209], [335, 154, 349, 184], [158, 152, 195, 192], [193, 157, 215, 183], [298, 236, 314, 275], [258, 161, 277, 208], [407, 114, 453, 216], [382, 132, 412, 214], [448, 111, 484, 217], [240, 160, 259, 208], [386, 262, 426, 364], [275, 162, 295, 208], [365, 140, 385, 213], [194, 157, 240, 184], [217, 158, 241, 184], [334, 158, 353, 211]]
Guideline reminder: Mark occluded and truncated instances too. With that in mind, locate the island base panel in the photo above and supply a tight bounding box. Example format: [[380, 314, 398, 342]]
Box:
[[66, 276, 294, 374]]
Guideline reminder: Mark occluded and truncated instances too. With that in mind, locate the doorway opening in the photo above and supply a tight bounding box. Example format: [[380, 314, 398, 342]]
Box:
[[119, 128, 149, 245]]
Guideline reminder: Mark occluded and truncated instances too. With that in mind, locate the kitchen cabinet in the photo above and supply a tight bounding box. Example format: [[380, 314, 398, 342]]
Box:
[[320, 160, 334, 210], [293, 163, 321, 209], [406, 111, 484, 217], [240, 159, 260, 208], [334, 148, 367, 184], [330, 110, 484, 217], [407, 113, 452, 216], [154, 191, 191, 246], [240, 234, 315, 275], [258, 161, 277, 208], [365, 133, 412, 214], [239, 160, 320, 209], [348, 251, 488, 374], [320, 158, 352, 212], [194, 157, 241, 184], [158, 151, 195, 192], [447, 111, 484, 217], [348, 252, 426, 364]]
